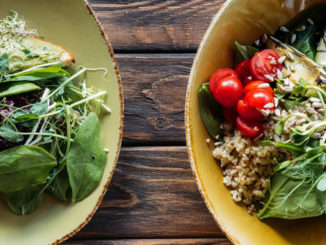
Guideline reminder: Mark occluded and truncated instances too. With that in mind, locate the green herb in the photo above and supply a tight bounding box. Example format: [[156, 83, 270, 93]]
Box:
[[233, 41, 258, 65], [0, 81, 40, 98], [197, 83, 223, 141], [0, 124, 23, 143], [66, 113, 107, 202], [2, 185, 44, 215], [0, 145, 57, 192]]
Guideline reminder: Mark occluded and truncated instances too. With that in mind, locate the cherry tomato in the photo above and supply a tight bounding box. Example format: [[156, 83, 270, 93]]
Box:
[[209, 68, 238, 92], [210, 76, 243, 107], [243, 81, 274, 95], [250, 49, 282, 83], [222, 106, 237, 125], [235, 59, 253, 85], [237, 100, 264, 121], [236, 116, 264, 138], [243, 75, 255, 86], [244, 89, 275, 110]]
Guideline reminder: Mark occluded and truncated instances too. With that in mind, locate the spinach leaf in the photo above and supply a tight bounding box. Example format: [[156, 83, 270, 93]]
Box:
[[0, 81, 41, 98], [2, 185, 44, 215], [258, 173, 324, 219], [1, 65, 70, 83], [11, 111, 38, 128], [0, 145, 57, 192], [48, 167, 71, 201], [0, 124, 24, 143], [197, 83, 223, 141], [66, 113, 107, 202], [30, 102, 48, 116], [259, 150, 326, 219], [233, 41, 258, 65]]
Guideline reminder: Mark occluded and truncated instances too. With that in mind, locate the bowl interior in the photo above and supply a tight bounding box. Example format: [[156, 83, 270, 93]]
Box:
[[186, 0, 326, 244], [0, 1, 123, 244]]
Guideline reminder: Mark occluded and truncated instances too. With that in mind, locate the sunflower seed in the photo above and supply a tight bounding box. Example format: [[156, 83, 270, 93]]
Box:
[[280, 26, 290, 32], [254, 39, 261, 47], [261, 109, 270, 117], [310, 97, 320, 103], [274, 108, 281, 117], [278, 56, 286, 63], [286, 51, 295, 61], [214, 141, 223, 146], [277, 69, 283, 80], [264, 103, 274, 109], [290, 65, 296, 72], [274, 135, 281, 142], [318, 108, 325, 113], [290, 34, 297, 44], [264, 74, 274, 82], [261, 34, 268, 43], [297, 25, 306, 31], [307, 18, 314, 25], [312, 102, 322, 108]]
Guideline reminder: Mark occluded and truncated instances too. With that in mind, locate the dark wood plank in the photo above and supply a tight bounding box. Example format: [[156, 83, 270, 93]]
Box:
[[90, 0, 223, 51], [73, 147, 221, 239], [117, 54, 194, 146], [65, 238, 231, 245]]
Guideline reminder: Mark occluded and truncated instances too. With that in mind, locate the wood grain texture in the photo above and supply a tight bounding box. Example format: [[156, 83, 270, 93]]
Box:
[[89, 0, 224, 51], [64, 238, 231, 245], [117, 54, 194, 146], [72, 147, 221, 239]]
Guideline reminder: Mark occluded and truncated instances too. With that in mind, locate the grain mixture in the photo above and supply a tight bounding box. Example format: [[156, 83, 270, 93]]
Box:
[[212, 99, 325, 210]]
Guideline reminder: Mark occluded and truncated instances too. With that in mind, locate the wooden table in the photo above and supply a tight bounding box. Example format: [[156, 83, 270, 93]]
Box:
[[64, 0, 231, 244]]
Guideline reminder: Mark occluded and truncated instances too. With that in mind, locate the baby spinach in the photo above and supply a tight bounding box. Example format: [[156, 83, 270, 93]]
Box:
[[258, 173, 324, 219], [259, 147, 326, 219], [0, 81, 41, 98], [1, 65, 70, 83], [197, 83, 223, 141], [2, 185, 44, 215], [0, 124, 24, 143], [48, 168, 71, 201], [233, 41, 258, 65], [0, 145, 57, 192], [66, 113, 107, 202]]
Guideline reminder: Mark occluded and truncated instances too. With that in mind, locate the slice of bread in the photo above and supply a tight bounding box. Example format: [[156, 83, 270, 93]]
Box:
[[8, 36, 75, 72]]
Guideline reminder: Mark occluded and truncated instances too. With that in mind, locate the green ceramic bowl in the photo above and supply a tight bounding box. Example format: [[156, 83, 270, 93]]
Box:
[[186, 0, 326, 244], [0, 1, 123, 244]]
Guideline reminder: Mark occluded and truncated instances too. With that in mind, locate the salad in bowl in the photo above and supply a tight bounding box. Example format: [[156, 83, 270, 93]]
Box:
[[198, 3, 326, 220]]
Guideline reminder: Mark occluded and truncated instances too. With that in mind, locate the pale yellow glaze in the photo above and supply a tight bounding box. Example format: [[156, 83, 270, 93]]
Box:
[[0, 0, 123, 244], [186, 0, 326, 244]]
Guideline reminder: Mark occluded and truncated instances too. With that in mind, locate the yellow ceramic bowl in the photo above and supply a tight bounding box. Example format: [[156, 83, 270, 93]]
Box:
[[185, 0, 326, 244], [0, 0, 123, 244]]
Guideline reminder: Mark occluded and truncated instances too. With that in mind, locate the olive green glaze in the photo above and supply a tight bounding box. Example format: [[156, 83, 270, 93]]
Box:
[[0, 1, 123, 244], [185, 0, 326, 244]]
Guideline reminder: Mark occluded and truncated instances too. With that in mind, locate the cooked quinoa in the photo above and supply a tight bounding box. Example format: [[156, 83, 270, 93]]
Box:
[[212, 122, 291, 209]]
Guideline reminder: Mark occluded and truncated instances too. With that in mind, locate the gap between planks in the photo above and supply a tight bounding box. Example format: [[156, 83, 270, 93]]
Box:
[[65, 238, 231, 245]]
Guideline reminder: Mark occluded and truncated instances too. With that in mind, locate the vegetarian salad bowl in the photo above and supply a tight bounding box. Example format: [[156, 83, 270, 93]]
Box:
[[186, 0, 326, 244], [0, 0, 123, 244]]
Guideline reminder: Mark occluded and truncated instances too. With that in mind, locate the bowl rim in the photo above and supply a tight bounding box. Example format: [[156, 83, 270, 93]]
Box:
[[52, 0, 124, 244], [185, 0, 239, 244]]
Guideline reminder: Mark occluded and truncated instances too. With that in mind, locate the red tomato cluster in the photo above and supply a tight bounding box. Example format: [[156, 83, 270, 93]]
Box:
[[208, 49, 281, 138]]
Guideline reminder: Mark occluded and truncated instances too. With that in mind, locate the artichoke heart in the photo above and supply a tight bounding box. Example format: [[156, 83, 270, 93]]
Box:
[[268, 36, 326, 87]]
